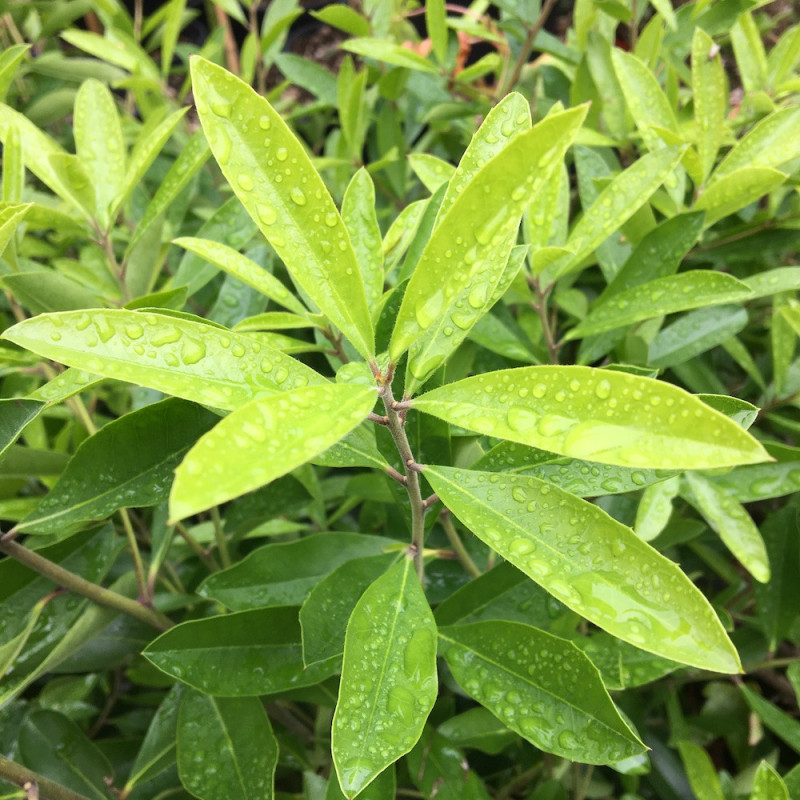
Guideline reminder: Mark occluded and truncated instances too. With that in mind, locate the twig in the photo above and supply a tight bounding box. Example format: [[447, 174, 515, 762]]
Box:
[[0, 756, 91, 800], [210, 507, 231, 568], [214, 5, 241, 75], [440, 510, 481, 578]]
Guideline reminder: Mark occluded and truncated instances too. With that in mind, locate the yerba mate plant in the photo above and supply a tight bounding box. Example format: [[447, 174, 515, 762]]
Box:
[[1, 50, 789, 798]]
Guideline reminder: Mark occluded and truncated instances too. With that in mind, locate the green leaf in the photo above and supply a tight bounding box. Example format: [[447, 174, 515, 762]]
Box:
[[693, 167, 786, 226], [1, 269, 104, 314], [731, 11, 767, 92], [407, 153, 455, 193], [426, 0, 447, 64], [0, 398, 45, 459], [19, 710, 114, 799], [681, 472, 770, 583], [340, 38, 439, 73], [390, 105, 586, 363], [190, 56, 374, 361], [413, 366, 768, 470], [310, 6, 370, 37], [0, 597, 46, 680], [145, 607, 334, 696], [691, 28, 725, 184], [169, 384, 376, 520], [0, 202, 31, 257], [438, 621, 645, 764], [311, 423, 389, 470], [677, 741, 725, 800], [406, 729, 490, 799], [173, 237, 306, 315], [555, 146, 685, 280], [751, 761, 789, 800], [198, 533, 393, 610], [332, 558, 437, 797], [0, 44, 30, 102], [18, 398, 217, 536], [437, 708, 517, 755], [740, 685, 800, 754], [423, 466, 741, 673], [3, 309, 323, 411], [577, 632, 678, 689], [73, 78, 125, 228], [300, 553, 397, 668], [635, 476, 680, 542], [566, 272, 753, 340], [177, 689, 278, 800]]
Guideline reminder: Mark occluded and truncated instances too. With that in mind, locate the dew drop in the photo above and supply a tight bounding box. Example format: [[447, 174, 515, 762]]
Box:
[[259, 115, 271, 130], [290, 187, 307, 206], [237, 173, 254, 191], [276, 147, 288, 162], [595, 379, 611, 400], [180, 338, 206, 365]]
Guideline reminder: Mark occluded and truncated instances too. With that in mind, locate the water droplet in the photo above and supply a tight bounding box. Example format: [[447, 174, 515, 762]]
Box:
[[415, 290, 444, 328], [50, 332, 61, 341], [259, 115, 271, 130], [290, 187, 307, 206], [276, 147, 288, 161], [512, 486, 527, 503], [237, 173, 254, 191], [210, 99, 231, 118], [468, 284, 488, 309], [324, 211, 338, 227], [126, 323, 144, 340], [181, 338, 206, 365], [257, 204, 277, 225], [507, 406, 537, 432]]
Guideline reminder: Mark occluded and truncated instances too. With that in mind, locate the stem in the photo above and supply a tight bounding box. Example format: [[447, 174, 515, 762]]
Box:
[[210, 507, 231, 568], [529, 276, 559, 364], [0, 756, 92, 800], [497, 0, 559, 97], [0, 539, 173, 632], [440, 511, 481, 578], [119, 509, 150, 604], [214, 4, 241, 75], [629, 0, 639, 51], [381, 382, 427, 583], [175, 522, 219, 571]]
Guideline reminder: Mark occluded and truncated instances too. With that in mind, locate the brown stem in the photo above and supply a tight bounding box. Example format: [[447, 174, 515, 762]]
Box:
[[528, 276, 559, 364], [0, 755, 94, 800], [440, 510, 481, 578], [215, 4, 241, 75]]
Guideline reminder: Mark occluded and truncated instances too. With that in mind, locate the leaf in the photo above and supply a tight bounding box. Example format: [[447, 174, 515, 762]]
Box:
[[300, 553, 397, 668], [0, 44, 30, 102], [677, 741, 725, 800], [681, 472, 770, 583], [424, 466, 741, 673], [389, 105, 586, 363], [198, 533, 393, 610], [691, 28, 725, 184], [144, 607, 334, 696], [731, 11, 767, 92], [740, 685, 800, 754], [554, 146, 685, 281], [1, 269, 104, 314], [438, 621, 645, 764], [73, 78, 125, 228], [413, 366, 768, 470], [566, 272, 753, 340], [0, 398, 44, 459], [332, 557, 437, 797], [18, 710, 114, 799], [407, 153, 455, 193], [177, 689, 278, 800], [744, 267, 800, 298], [693, 167, 787, 226], [437, 708, 517, 755], [310, 6, 370, 37], [340, 38, 439, 73], [173, 237, 307, 315], [635, 476, 680, 542], [0, 202, 31, 256], [190, 56, 374, 361], [170, 384, 376, 520], [426, 0, 447, 63], [752, 761, 789, 800], [19, 398, 217, 536], [577, 632, 678, 690], [3, 309, 323, 411]]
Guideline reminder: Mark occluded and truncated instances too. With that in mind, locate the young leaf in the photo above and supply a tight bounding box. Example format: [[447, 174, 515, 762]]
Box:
[[390, 106, 587, 364], [566, 271, 753, 340], [691, 28, 725, 184], [3, 309, 323, 411], [170, 384, 376, 520], [407, 153, 455, 193], [682, 472, 770, 583], [332, 557, 437, 798], [190, 56, 374, 361], [677, 741, 725, 800], [693, 167, 787, 226], [424, 466, 741, 673], [177, 689, 278, 800], [340, 38, 439, 73], [73, 78, 125, 228], [412, 366, 769, 470], [18, 399, 217, 536], [751, 761, 789, 800], [426, 0, 447, 64], [438, 621, 645, 764]]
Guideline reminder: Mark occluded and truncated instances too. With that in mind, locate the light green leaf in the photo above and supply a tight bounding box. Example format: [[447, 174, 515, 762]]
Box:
[[566, 272, 753, 340], [710, 459, 800, 503], [635, 476, 680, 542], [169, 384, 376, 520], [2, 123, 24, 203], [390, 105, 586, 363], [144, 607, 335, 696], [18, 398, 217, 536], [73, 78, 125, 228], [681, 472, 770, 583], [740, 685, 800, 754], [751, 761, 789, 800], [439, 621, 645, 764], [3, 309, 323, 411], [407, 153, 455, 193], [744, 267, 800, 298], [173, 237, 306, 315], [0, 598, 46, 680], [693, 167, 786, 226], [341, 38, 439, 73], [311, 423, 389, 470], [691, 28, 725, 184], [424, 466, 741, 673], [0, 44, 30, 102], [332, 557, 437, 798], [190, 56, 374, 360], [233, 312, 314, 331], [310, 6, 370, 37], [342, 168, 383, 312], [27, 368, 102, 406], [426, 0, 447, 64], [731, 11, 767, 92], [0, 398, 44, 459], [0, 202, 30, 259], [413, 366, 768, 470], [555, 146, 685, 280], [177, 689, 278, 800], [648, 0, 677, 30], [677, 741, 725, 800], [713, 107, 800, 180], [768, 23, 800, 87]]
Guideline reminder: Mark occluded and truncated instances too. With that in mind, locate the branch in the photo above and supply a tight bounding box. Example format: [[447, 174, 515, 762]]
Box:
[[0, 756, 93, 800]]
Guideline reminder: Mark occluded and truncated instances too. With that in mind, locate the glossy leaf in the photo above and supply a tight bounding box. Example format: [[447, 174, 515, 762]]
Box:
[[170, 384, 375, 520], [340, 38, 439, 73], [691, 28, 725, 184], [332, 557, 437, 797], [19, 398, 217, 536], [635, 476, 680, 542], [177, 689, 278, 800], [413, 366, 768, 469], [424, 466, 741, 672], [173, 236, 307, 315], [407, 153, 454, 193], [3, 309, 323, 411], [567, 272, 752, 340], [740, 685, 800, 754], [426, 0, 447, 63], [191, 56, 374, 360], [438, 621, 645, 764], [0, 202, 31, 256], [577, 633, 678, 690], [390, 106, 586, 363], [731, 11, 768, 92], [312, 423, 388, 470], [145, 607, 334, 696], [693, 167, 786, 226], [198, 533, 393, 610], [711, 460, 800, 503], [677, 741, 725, 800], [682, 472, 770, 583], [0, 398, 44, 459], [751, 761, 789, 800]]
